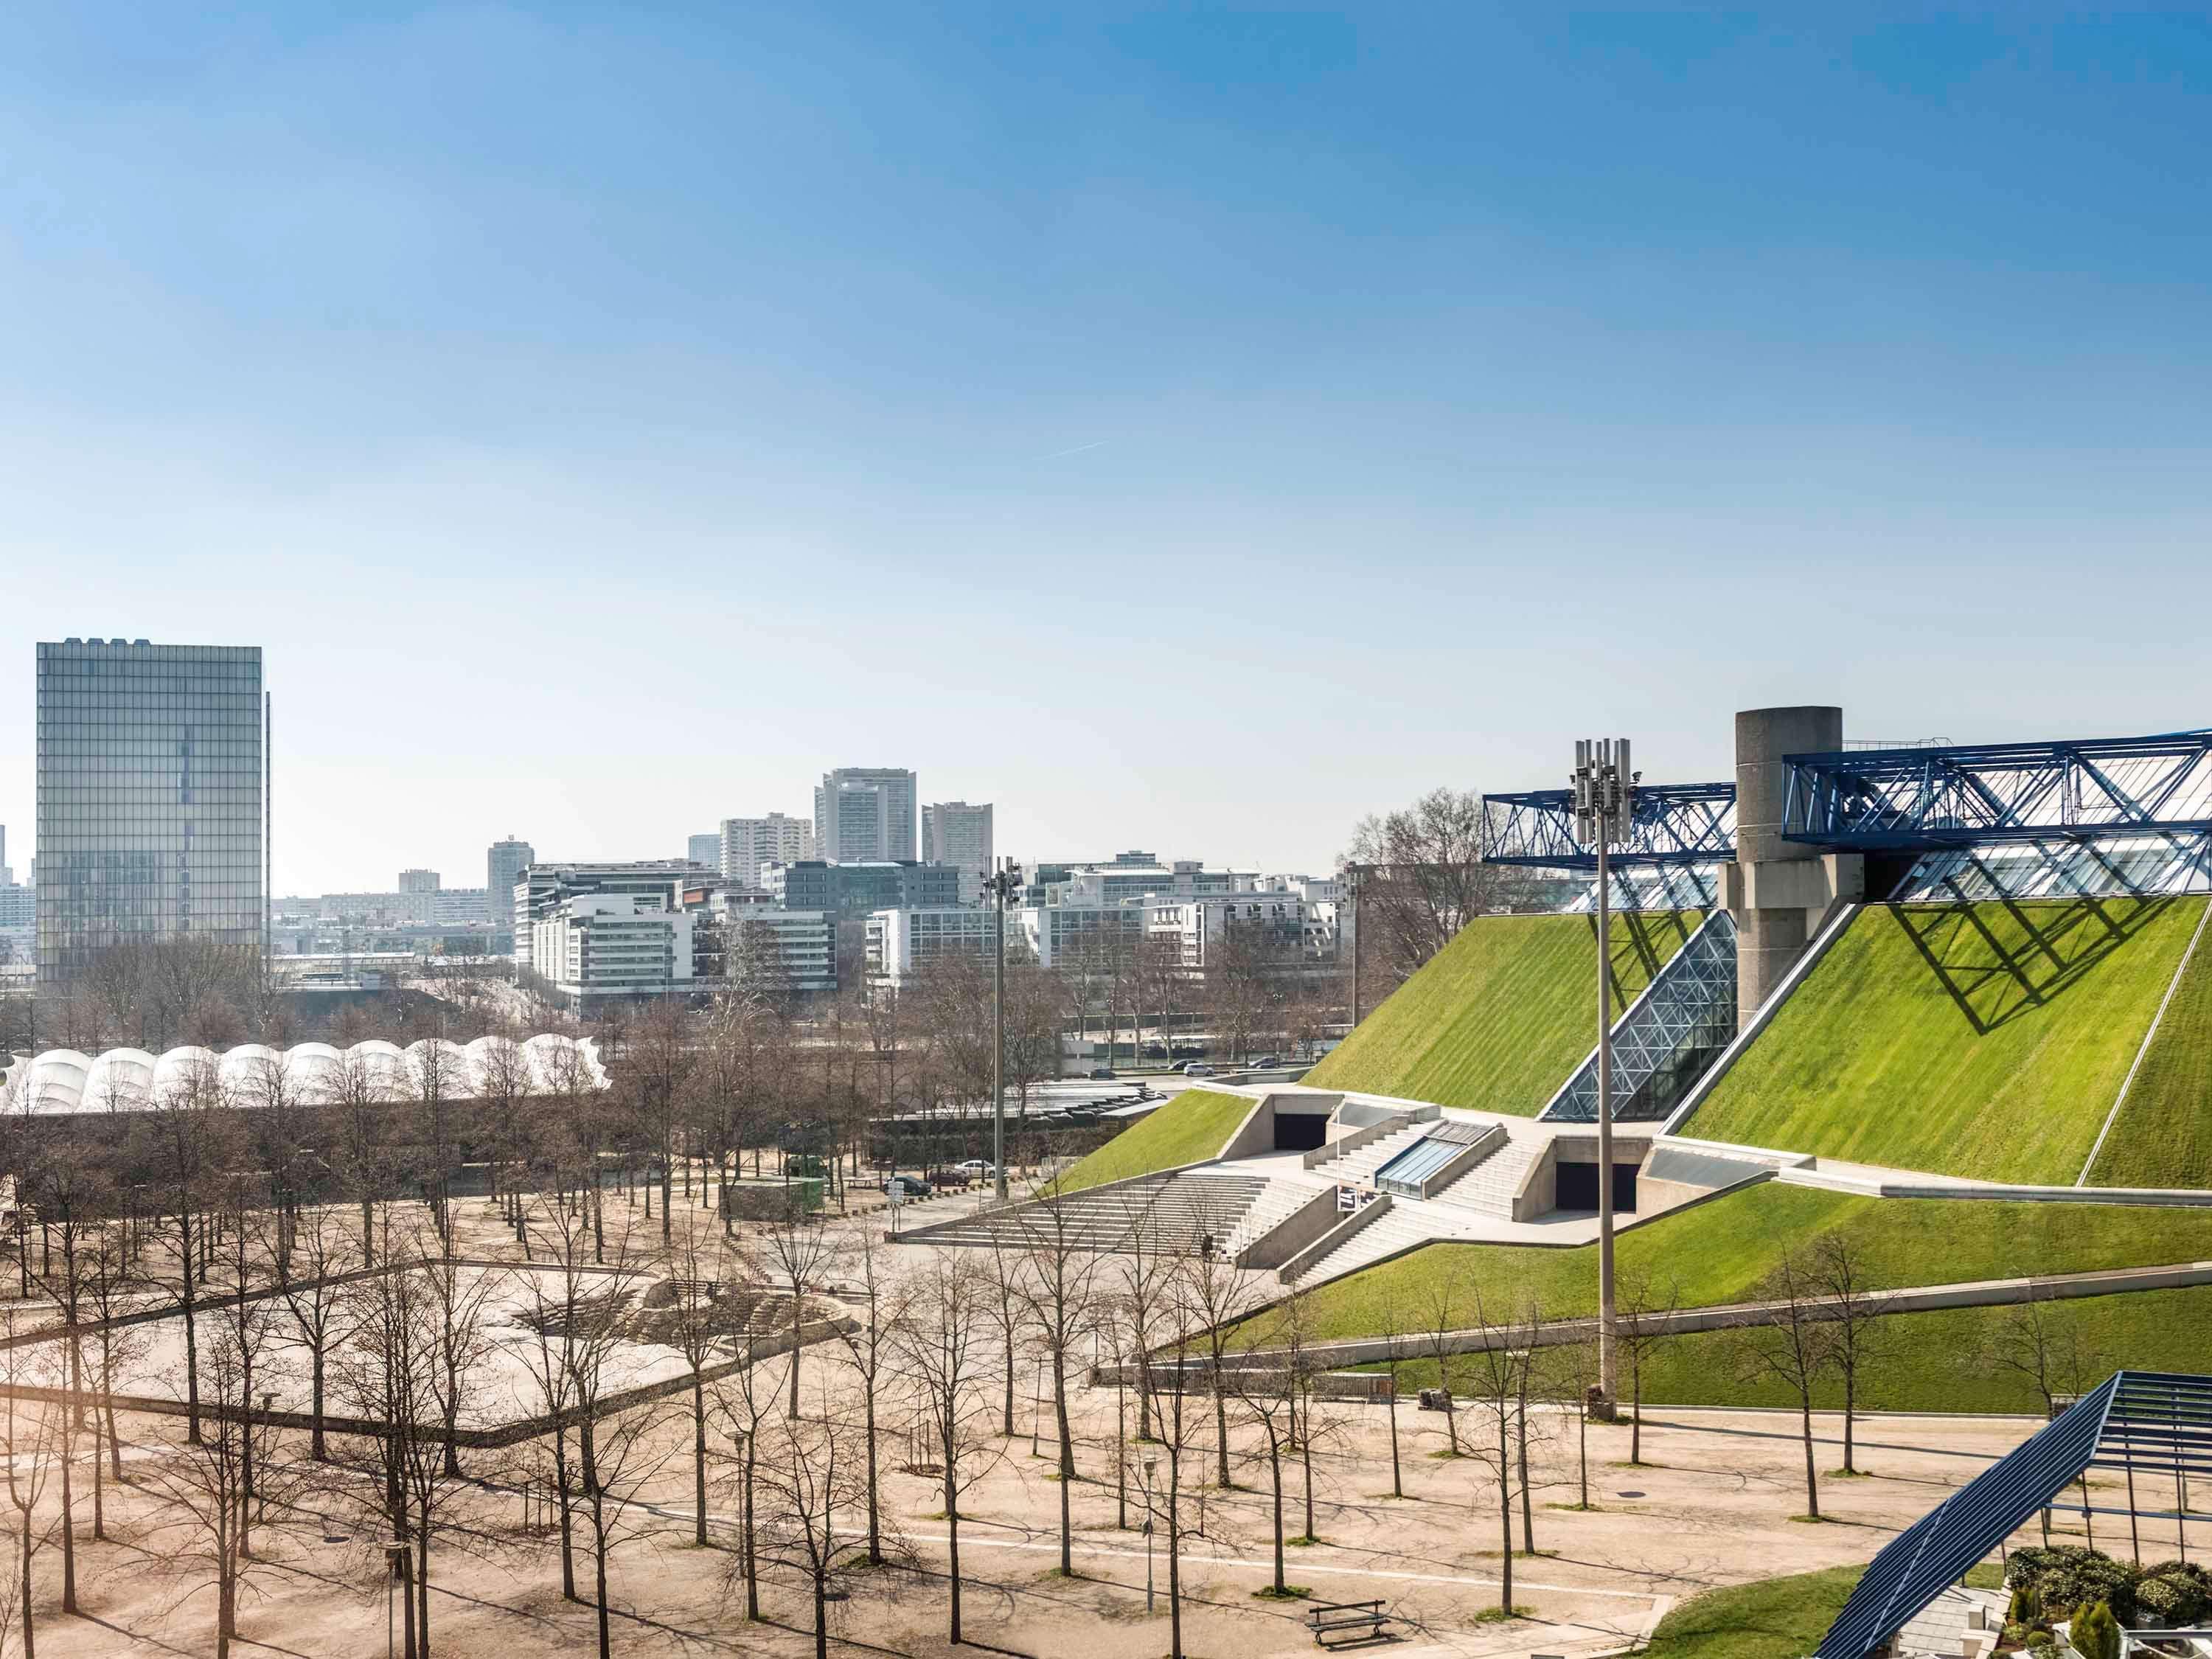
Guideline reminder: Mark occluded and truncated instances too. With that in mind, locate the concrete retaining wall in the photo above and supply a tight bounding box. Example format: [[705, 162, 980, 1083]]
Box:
[[1276, 1194, 1393, 1284]]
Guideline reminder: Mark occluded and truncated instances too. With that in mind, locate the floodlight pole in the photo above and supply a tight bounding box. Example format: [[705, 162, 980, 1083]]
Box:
[[983, 859, 1025, 1204], [1573, 738, 1636, 1411]]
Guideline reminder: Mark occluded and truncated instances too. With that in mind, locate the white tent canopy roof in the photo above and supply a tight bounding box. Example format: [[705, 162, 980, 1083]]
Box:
[[0, 1035, 608, 1116]]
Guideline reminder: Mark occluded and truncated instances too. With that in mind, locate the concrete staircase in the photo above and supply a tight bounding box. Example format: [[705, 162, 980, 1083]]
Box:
[[1311, 1123, 1433, 1186], [1430, 1132, 1540, 1218], [1287, 1203, 1439, 1285], [899, 1170, 1267, 1257], [1219, 1175, 1326, 1261], [1893, 1587, 2006, 1658]]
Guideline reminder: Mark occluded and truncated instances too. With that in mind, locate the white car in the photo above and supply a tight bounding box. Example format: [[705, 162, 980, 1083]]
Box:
[[956, 1159, 998, 1177]]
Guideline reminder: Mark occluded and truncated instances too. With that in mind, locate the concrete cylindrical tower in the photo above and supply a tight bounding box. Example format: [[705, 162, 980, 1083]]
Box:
[[1728, 705, 1857, 1025]]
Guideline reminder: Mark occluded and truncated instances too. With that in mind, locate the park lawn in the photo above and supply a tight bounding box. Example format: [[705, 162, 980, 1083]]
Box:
[[2090, 919, 2212, 1188], [1231, 1180, 2212, 1348], [1047, 1088, 1254, 1194], [1366, 1284, 2212, 1413], [1303, 909, 1705, 1113], [1639, 1566, 1863, 1659], [1686, 897, 2208, 1185]]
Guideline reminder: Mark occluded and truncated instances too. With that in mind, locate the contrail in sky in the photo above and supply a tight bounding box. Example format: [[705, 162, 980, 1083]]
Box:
[[1040, 440, 1105, 459]]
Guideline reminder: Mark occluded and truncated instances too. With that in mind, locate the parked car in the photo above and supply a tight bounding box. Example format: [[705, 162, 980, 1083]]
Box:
[[1088, 1067, 1116, 1080], [928, 1169, 972, 1190], [883, 1174, 931, 1200], [1252, 1054, 1280, 1069], [956, 1158, 998, 1178], [1183, 1062, 1215, 1077]]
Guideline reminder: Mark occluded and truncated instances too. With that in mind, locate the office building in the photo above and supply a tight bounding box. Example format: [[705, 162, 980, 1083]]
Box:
[[719, 813, 814, 888], [921, 801, 994, 898], [512, 861, 709, 970], [814, 768, 917, 863], [762, 860, 960, 916], [35, 639, 265, 988], [487, 837, 535, 930], [867, 905, 998, 982], [686, 832, 722, 869], [708, 892, 837, 993], [398, 868, 440, 893], [530, 892, 695, 1006], [1147, 893, 1306, 970], [0, 824, 11, 888]]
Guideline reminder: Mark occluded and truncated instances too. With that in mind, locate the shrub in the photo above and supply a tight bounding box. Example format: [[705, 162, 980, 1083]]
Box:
[[2009, 1545, 2139, 1627], [2135, 1567, 2211, 1627], [2073, 1601, 2121, 1659]]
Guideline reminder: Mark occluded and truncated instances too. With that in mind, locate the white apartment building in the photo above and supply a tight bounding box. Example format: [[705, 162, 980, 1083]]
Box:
[[531, 893, 695, 1003], [921, 801, 993, 900], [512, 861, 706, 970], [710, 894, 838, 994], [815, 768, 917, 863], [312, 887, 490, 926], [1147, 894, 1307, 970], [867, 905, 998, 982], [1014, 901, 1144, 970], [720, 813, 815, 888]]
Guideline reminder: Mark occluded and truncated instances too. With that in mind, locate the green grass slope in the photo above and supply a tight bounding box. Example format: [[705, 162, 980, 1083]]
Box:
[[1686, 897, 2208, 1184], [1641, 1568, 1863, 1659], [1302, 909, 1705, 1113], [1048, 1088, 1254, 1194], [1368, 1286, 2212, 1413], [2090, 917, 2212, 1188], [1233, 1180, 2212, 1348]]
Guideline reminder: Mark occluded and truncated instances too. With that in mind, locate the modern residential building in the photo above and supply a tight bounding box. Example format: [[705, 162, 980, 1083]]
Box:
[[530, 892, 695, 1006], [486, 837, 535, 930], [398, 868, 440, 893], [1146, 893, 1307, 970], [708, 892, 837, 994], [35, 639, 265, 988], [814, 768, 917, 863], [921, 801, 994, 900], [1025, 852, 1255, 907], [762, 859, 961, 916], [512, 860, 711, 971], [1015, 900, 1146, 970], [719, 813, 814, 888], [867, 905, 998, 981], [686, 832, 722, 869]]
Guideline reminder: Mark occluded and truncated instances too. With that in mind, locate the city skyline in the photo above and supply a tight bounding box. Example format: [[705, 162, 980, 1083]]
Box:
[[5, 10, 2212, 892]]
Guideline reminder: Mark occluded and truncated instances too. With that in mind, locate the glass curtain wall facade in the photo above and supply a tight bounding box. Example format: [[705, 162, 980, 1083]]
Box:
[[35, 640, 265, 987]]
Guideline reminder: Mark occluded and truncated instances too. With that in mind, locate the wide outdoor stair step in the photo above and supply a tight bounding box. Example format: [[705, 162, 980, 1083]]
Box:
[[1430, 1134, 1539, 1217], [909, 1171, 1267, 1256], [1220, 1177, 1322, 1259], [1293, 1205, 1436, 1284]]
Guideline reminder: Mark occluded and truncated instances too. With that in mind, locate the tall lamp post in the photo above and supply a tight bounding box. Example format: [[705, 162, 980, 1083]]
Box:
[[981, 858, 1026, 1205], [1572, 738, 1637, 1410]]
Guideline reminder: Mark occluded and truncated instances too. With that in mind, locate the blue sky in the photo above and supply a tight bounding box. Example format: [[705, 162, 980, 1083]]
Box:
[[4, 5, 2208, 891]]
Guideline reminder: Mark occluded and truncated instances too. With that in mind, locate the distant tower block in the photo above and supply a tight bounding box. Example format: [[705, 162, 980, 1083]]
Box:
[[1722, 706, 1864, 1026]]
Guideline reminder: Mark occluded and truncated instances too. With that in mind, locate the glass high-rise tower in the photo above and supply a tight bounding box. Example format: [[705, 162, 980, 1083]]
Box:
[[35, 639, 266, 987]]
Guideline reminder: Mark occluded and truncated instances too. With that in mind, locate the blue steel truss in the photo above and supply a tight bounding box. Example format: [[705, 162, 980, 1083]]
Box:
[[1784, 730, 2212, 853], [1540, 911, 1738, 1124], [1819, 1371, 2212, 1659], [1483, 782, 1736, 869]]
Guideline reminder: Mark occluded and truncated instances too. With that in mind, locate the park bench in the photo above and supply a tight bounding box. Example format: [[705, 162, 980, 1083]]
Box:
[[1306, 1599, 1391, 1648]]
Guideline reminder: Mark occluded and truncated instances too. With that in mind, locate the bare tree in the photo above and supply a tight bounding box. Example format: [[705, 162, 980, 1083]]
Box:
[[1180, 1215, 1261, 1492], [269, 1199, 361, 1461], [1344, 787, 1503, 987], [1458, 1290, 1540, 1616], [756, 1409, 876, 1659], [1733, 1253, 1834, 1521], [80, 1220, 153, 1539], [1808, 1233, 1893, 1475], [830, 1225, 900, 1566], [894, 1253, 1004, 1646], [761, 1213, 838, 1419], [979, 1235, 1030, 1439], [140, 1316, 296, 1659], [0, 1317, 58, 1659], [134, 1051, 240, 1444], [1616, 1267, 1683, 1467], [1014, 1198, 1104, 1574], [1418, 1256, 1469, 1455]]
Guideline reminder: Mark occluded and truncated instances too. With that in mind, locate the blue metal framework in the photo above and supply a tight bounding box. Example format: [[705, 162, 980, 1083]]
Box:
[[1819, 1371, 2212, 1659], [1784, 731, 2212, 852], [1483, 782, 1736, 869]]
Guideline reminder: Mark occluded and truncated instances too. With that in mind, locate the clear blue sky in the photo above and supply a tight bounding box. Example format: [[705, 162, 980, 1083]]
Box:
[[4, 5, 2208, 892]]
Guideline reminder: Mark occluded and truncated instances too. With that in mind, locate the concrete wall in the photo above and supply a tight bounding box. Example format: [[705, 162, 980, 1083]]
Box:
[[1234, 1185, 1345, 1270], [1726, 704, 1863, 1024]]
